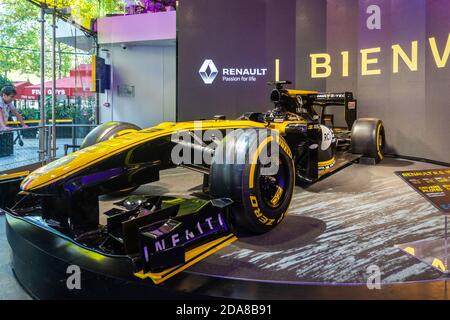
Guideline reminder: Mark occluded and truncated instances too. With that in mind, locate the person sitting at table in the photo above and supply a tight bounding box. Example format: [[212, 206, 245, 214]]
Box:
[[0, 85, 28, 131]]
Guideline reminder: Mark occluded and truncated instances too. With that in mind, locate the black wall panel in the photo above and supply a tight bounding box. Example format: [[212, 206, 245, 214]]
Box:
[[178, 0, 296, 121], [178, 0, 450, 163]]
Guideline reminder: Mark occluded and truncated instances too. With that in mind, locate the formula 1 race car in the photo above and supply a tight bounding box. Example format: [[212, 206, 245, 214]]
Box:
[[1, 81, 385, 278]]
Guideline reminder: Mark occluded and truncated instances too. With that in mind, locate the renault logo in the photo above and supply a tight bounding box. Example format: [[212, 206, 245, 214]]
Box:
[[199, 59, 219, 84]]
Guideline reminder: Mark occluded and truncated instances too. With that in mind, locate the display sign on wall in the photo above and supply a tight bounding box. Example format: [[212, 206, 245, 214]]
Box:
[[118, 85, 135, 98], [397, 169, 450, 213], [198, 59, 268, 85], [178, 0, 296, 121]]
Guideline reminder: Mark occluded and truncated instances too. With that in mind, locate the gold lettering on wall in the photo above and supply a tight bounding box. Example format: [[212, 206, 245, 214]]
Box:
[[308, 33, 450, 78], [341, 51, 349, 77], [392, 41, 418, 73], [361, 47, 381, 76], [310, 54, 332, 78], [429, 34, 450, 68]]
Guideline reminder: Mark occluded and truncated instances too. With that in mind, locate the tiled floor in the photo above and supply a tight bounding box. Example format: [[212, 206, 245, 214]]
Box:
[[0, 214, 31, 300], [0, 137, 83, 172]]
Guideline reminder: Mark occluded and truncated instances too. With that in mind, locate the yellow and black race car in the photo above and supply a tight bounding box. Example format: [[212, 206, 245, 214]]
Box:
[[1, 81, 385, 279]]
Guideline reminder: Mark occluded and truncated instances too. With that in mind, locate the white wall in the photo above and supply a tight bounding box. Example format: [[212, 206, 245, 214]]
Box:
[[99, 43, 176, 129], [98, 11, 176, 45]]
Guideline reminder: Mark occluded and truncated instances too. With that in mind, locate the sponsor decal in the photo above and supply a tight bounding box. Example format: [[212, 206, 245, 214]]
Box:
[[199, 59, 268, 84], [144, 213, 227, 257], [198, 59, 218, 84], [320, 125, 335, 151], [250, 195, 275, 226]]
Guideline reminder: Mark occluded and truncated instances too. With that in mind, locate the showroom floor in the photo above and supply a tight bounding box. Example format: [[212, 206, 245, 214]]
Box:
[[0, 215, 31, 299], [1, 156, 449, 299], [0, 138, 83, 171], [108, 156, 447, 285]]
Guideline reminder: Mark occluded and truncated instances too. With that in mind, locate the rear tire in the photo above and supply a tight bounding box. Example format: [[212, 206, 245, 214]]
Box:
[[351, 118, 386, 163], [209, 129, 295, 233]]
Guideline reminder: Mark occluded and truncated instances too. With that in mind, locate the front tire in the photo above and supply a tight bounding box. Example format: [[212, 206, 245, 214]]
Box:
[[80, 121, 142, 196], [80, 121, 141, 149], [209, 129, 295, 233]]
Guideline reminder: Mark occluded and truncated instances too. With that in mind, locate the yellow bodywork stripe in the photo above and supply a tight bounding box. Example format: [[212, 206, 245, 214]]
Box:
[[287, 89, 319, 95], [134, 234, 237, 285], [0, 171, 30, 181], [114, 129, 139, 138], [24, 121, 267, 191], [318, 157, 336, 168]]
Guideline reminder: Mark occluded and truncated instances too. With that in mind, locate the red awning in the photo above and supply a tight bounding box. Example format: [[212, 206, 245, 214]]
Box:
[[18, 64, 95, 100], [13, 81, 34, 100]]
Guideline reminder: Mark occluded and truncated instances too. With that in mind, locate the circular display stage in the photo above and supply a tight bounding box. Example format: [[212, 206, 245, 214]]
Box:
[[5, 157, 450, 299]]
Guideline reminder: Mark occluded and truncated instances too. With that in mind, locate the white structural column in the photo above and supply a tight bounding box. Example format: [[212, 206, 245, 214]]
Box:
[[38, 4, 46, 162]]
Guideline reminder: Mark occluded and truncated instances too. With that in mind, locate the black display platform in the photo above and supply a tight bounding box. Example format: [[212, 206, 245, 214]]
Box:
[[5, 158, 450, 300], [5, 211, 450, 300]]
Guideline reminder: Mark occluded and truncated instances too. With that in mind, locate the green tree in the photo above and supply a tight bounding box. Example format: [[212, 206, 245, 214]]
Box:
[[0, 0, 93, 80], [0, 74, 11, 89], [0, 1, 41, 78], [0, 0, 128, 81], [27, 0, 126, 30]]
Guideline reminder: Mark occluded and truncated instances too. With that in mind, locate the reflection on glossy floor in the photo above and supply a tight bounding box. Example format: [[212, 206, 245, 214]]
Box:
[[119, 157, 449, 284]]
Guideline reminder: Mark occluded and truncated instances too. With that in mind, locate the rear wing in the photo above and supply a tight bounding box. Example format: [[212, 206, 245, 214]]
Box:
[[281, 83, 357, 129], [312, 92, 357, 130], [314, 92, 352, 106]]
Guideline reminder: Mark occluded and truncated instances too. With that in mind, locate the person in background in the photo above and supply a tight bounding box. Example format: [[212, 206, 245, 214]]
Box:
[[0, 85, 28, 130]]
